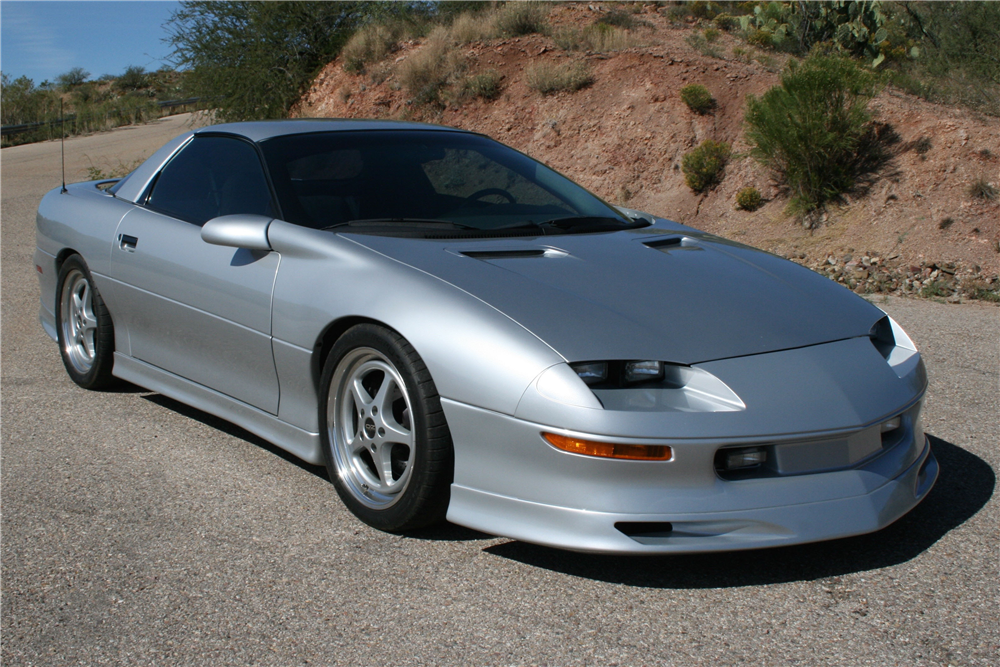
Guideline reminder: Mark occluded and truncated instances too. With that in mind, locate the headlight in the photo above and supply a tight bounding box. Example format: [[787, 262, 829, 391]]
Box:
[[570, 361, 608, 385], [624, 360, 664, 383], [570, 360, 666, 387]]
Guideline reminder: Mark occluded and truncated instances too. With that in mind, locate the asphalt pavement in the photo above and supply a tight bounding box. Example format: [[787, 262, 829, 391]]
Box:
[[2, 115, 997, 666]]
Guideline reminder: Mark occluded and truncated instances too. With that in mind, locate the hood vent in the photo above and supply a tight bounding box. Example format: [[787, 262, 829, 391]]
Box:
[[643, 236, 701, 252], [461, 248, 568, 260]]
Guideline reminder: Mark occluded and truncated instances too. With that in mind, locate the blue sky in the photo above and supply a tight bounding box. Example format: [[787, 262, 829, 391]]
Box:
[[1, 1, 181, 84]]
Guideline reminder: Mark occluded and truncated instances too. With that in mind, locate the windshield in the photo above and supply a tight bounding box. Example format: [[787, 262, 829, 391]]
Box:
[[259, 130, 642, 237]]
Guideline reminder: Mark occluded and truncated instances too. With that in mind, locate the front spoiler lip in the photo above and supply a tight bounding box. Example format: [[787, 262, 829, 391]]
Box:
[[447, 437, 937, 555]]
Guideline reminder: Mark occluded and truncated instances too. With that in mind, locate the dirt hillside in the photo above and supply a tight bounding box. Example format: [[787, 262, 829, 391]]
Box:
[[298, 4, 999, 300]]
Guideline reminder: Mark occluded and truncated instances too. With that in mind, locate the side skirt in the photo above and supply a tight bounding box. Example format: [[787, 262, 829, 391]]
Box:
[[113, 353, 323, 465]]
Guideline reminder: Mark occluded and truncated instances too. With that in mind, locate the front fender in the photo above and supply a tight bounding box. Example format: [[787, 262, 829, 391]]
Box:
[[267, 221, 565, 432]]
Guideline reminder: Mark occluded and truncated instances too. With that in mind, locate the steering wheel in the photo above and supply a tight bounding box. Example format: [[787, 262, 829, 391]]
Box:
[[468, 188, 516, 204]]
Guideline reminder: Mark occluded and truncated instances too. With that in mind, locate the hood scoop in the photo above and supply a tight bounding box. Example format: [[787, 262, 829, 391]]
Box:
[[643, 236, 702, 253], [460, 248, 568, 260]]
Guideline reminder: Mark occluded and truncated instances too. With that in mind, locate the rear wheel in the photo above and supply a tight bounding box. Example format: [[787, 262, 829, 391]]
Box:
[[56, 255, 116, 389], [320, 324, 453, 531]]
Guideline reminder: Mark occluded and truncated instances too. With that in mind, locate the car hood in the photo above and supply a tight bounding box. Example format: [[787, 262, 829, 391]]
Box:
[[345, 225, 884, 364]]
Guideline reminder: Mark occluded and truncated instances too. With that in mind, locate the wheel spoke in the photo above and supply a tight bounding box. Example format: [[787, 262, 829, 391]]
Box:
[[375, 444, 396, 487], [82, 331, 96, 359], [372, 374, 394, 416], [351, 377, 371, 411], [380, 414, 411, 444]]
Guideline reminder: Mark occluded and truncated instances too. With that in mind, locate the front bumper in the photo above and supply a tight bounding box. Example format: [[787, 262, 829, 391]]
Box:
[[442, 399, 937, 554]]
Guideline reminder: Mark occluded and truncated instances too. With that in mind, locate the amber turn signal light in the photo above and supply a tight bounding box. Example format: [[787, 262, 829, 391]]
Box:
[[543, 433, 672, 461]]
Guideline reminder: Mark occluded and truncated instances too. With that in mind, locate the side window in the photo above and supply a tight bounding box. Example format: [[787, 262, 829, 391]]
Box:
[[146, 136, 274, 226]]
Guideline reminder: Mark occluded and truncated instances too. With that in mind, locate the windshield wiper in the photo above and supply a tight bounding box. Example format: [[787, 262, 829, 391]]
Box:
[[323, 218, 476, 231], [538, 215, 647, 232], [492, 221, 551, 235]]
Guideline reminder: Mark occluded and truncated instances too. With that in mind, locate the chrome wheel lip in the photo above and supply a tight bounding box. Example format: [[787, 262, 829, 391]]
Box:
[[59, 269, 98, 375], [327, 347, 416, 510]]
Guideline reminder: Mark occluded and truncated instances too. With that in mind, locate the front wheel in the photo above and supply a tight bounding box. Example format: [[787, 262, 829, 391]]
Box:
[[320, 324, 453, 532], [55, 255, 116, 389]]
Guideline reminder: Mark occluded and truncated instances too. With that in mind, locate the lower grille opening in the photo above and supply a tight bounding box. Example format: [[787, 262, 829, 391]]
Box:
[[615, 521, 673, 537]]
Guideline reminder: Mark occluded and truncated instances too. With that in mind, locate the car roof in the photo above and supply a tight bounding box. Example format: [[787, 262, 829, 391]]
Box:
[[194, 119, 469, 143]]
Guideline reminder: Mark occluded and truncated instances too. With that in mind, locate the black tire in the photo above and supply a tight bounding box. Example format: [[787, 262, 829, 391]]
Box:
[[319, 324, 454, 532], [55, 255, 116, 389]]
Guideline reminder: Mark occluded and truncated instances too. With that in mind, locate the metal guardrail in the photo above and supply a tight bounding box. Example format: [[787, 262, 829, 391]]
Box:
[[1, 97, 203, 137]]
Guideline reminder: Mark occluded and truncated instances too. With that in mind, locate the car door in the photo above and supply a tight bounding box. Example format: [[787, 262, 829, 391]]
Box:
[[110, 134, 282, 414]]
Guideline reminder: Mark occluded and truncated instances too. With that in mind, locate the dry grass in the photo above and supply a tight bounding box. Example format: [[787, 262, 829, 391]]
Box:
[[561, 23, 644, 53], [450, 11, 497, 44], [398, 27, 466, 106], [341, 24, 404, 73], [494, 2, 549, 37], [526, 61, 593, 95], [461, 69, 503, 101], [968, 176, 998, 201]]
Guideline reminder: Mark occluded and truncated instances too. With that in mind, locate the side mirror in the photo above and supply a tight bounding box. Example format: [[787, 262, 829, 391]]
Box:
[[201, 214, 273, 251]]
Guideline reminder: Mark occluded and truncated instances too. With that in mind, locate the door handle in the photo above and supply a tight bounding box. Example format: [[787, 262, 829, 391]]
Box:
[[118, 234, 138, 252]]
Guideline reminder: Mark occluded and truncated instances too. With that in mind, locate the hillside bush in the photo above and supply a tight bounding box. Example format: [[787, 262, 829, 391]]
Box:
[[735, 187, 763, 210], [968, 177, 998, 201], [594, 9, 637, 30], [555, 23, 642, 53], [461, 70, 502, 101], [526, 61, 593, 95], [342, 24, 402, 73], [744, 55, 884, 213], [495, 2, 548, 37], [450, 11, 497, 44], [682, 140, 730, 193], [399, 27, 465, 106], [680, 84, 714, 114]]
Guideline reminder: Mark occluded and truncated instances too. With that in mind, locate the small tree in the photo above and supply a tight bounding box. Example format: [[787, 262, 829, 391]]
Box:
[[115, 65, 150, 92], [167, 1, 410, 121], [57, 67, 90, 89]]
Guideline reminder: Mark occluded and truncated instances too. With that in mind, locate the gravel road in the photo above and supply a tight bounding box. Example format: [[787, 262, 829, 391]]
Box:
[[3, 116, 997, 666]]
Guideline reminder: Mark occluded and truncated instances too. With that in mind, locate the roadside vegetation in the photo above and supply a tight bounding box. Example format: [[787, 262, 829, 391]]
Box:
[[1, 67, 194, 147], [679, 84, 714, 114], [744, 55, 887, 218], [526, 61, 593, 95], [682, 140, 731, 193], [666, 1, 999, 117]]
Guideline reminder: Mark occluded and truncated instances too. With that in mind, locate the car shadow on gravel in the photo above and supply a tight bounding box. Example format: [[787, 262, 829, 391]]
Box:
[[484, 436, 994, 588], [142, 393, 331, 481], [139, 393, 501, 544]]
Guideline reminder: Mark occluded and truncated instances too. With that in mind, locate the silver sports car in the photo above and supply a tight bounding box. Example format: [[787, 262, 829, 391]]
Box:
[[35, 119, 937, 553]]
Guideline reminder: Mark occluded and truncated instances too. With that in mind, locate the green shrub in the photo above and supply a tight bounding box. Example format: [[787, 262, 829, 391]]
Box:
[[744, 55, 884, 213], [736, 186, 763, 210], [461, 69, 502, 100], [495, 2, 548, 37], [680, 84, 714, 114], [686, 31, 724, 58], [713, 13, 737, 31], [920, 280, 950, 298], [526, 61, 593, 95], [682, 140, 731, 193]]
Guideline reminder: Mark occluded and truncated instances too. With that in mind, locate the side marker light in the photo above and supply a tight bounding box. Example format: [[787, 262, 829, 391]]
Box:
[[543, 432, 672, 461]]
